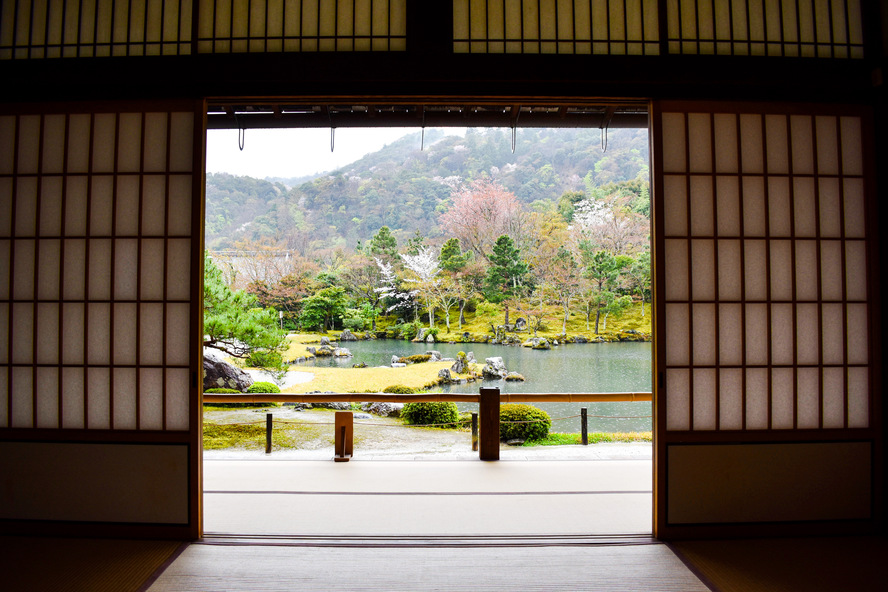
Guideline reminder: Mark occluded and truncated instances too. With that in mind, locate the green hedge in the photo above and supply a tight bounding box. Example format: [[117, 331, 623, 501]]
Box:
[[401, 402, 459, 428], [499, 404, 551, 441], [246, 381, 281, 394]]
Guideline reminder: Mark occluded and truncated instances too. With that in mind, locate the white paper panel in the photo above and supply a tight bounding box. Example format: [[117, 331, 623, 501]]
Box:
[[169, 113, 194, 172], [663, 175, 688, 235], [689, 176, 713, 236], [767, 178, 791, 237], [91, 114, 117, 173], [688, 113, 712, 173], [821, 303, 845, 365], [745, 368, 768, 430], [87, 303, 111, 365], [15, 177, 38, 236], [165, 368, 190, 431], [62, 239, 86, 299], [166, 239, 191, 300], [692, 304, 716, 366], [37, 238, 61, 300], [818, 178, 842, 238], [661, 113, 687, 173], [741, 176, 766, 236], [716, 239, 741, 300], [87, 367, 110, 429], [846, 303, 869, 365], [796, 303, 820, 365], [36, 303, 59, 364], [114, 239, 139, 300], [167, 175, 193, 236], [61, 303, 85, 365], [815, 115, 840, 175], [165, 303, 191, 365], [792, 178, 816, 237], [691, 240, 715, 300], [765, 114, 789, 174], [39, 177, 63, 236], [771, 368, 794, 429], [716, 303, 742, 366], [41, 114, 66, 175], [140, 240, 165, 301], [822, 366, 845, 429], [16, 115, 40, 175], [797, 368, 820, 429], [0, 178, 12, 236], [64, 177, 88, 236], [11, 367, 34, 428], [13, 239, 35, 300], [666, 368, 690, 431], [692, 368, 716, 430], [61, 367, 84, 429], [666, 303, 690, 366], [142, 175, 167, 235], [715, 176, 740, 236], [718, 368, 743, 430], [36, 367, 59, 429], [139, 368, 164, 430], [89, 176, 114, 236], [845, 241, 867, 302], [743, 240, 767, 300], [713, 114, 739, 173], [144, 113, 168, 172], [840, 117, 863, 177], [771, 303, 794, 365], [0, 117, 16, 174], [820, 241, 843, 301], [138, 303, 164, 366], [769, 240, 792, 301], [113, 368, 137, 430], [117, 113, 143, 173], [88, 239, 112, 300], [115, 176, 140, 236], [113, 303, 137, 365], [67, 115, 92, 174], [847, 367, 868, 428], [794, 240, 818, 301], [843, 178, 866, 238], [790, 115, 814, 175], [11, 303, 33, 365], [745, 303, 768, 365]]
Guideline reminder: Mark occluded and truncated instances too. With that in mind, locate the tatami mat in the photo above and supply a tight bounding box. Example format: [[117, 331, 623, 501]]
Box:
[[146, 541, 710, 591]]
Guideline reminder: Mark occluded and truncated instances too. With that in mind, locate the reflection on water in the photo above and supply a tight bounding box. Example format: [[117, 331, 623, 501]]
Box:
[[300, 339, 652, 433]]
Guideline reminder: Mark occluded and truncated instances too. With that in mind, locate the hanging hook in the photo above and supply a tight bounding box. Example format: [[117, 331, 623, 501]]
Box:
[[235, 114, 245, 151], [600, 127, 608, 153], [511, 107, 521, 154], [600, 107, 615, 153], [420, 107, 426, 151], [330, 127, 335, 152]]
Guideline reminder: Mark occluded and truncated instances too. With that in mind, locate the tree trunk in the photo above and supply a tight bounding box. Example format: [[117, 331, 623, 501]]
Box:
[[428, 303, 435, 329], [594, 305, 601, 334], [602, 311, 609, 332], [503, 303, 510, 326], [458, 300, 466, 328], [640, 294, 645, 317]]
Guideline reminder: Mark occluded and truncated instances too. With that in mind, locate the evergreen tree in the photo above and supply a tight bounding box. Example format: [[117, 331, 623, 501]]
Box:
[[483, 235, 528, 326], [368, 226, 398, 259]]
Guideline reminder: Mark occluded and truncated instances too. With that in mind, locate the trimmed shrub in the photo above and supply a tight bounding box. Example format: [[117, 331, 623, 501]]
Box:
[[401, 402, 459, 428], [246, 381, 281, 394], [204, 386, 275, 408], [205, 388, 241, 394], [499, 404, 551, 441], [246, 350, 284, 368], [382, 384, 415, 394], [397, 354, 432, 364]]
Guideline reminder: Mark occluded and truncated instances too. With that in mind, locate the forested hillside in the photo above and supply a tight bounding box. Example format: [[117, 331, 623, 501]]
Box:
[[205, 127, 649, 253]]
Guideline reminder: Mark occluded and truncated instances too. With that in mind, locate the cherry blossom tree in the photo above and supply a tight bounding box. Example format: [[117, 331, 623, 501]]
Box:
[[439, 179, 526, 262]]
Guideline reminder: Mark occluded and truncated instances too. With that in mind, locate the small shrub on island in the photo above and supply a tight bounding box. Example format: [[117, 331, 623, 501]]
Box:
[[499, 404, 552, 441], [401, 402, 459, 428], [382, 384, 415, 394], [397, 354, 432, 364]]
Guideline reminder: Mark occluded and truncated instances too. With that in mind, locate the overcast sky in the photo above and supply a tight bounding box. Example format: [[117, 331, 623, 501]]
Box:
[[206, 127, 420, 180]]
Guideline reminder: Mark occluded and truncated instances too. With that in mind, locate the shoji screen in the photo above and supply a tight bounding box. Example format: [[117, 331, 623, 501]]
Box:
[[652, 101, 877, 537], [0, 102, 203, 538]]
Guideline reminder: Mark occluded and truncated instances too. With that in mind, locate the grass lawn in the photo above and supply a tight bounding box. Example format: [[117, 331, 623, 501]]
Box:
[[281, 361, 482, 394]]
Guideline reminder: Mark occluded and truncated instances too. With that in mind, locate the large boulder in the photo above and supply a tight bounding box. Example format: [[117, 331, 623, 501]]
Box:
[[203, 356, 253, 392], [333, 347, 352, 357], [438, 368, 453, 382], [320, 336, 332, 346], [426, 350, 443, 361], [414, 328, 428, 342], [363, 402, 403, 417], [482, 357, 508, 379], [339, 329, 358, 341]]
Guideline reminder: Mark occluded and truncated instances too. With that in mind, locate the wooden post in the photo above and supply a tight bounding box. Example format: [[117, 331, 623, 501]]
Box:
[[581, 407, 588, 445], [266, 413, 273, 454], [479, 387, 500, 461], [334, 411, 353, 462], [471, 412, 478, 451]]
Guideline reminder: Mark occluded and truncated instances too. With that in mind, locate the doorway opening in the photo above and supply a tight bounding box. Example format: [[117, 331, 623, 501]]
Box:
[[200, 101, 654, 539]]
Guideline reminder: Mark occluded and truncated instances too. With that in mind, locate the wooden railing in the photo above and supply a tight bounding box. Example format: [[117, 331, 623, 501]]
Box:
[[202, 387, 653, 461]]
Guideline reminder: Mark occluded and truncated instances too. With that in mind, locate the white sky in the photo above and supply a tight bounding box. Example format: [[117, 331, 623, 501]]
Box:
[[206, 127, 420, 179]]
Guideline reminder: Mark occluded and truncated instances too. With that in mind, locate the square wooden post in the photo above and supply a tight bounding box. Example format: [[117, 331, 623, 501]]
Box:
[[479, 387, 500, 461], [334, 411, 353, 462]]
